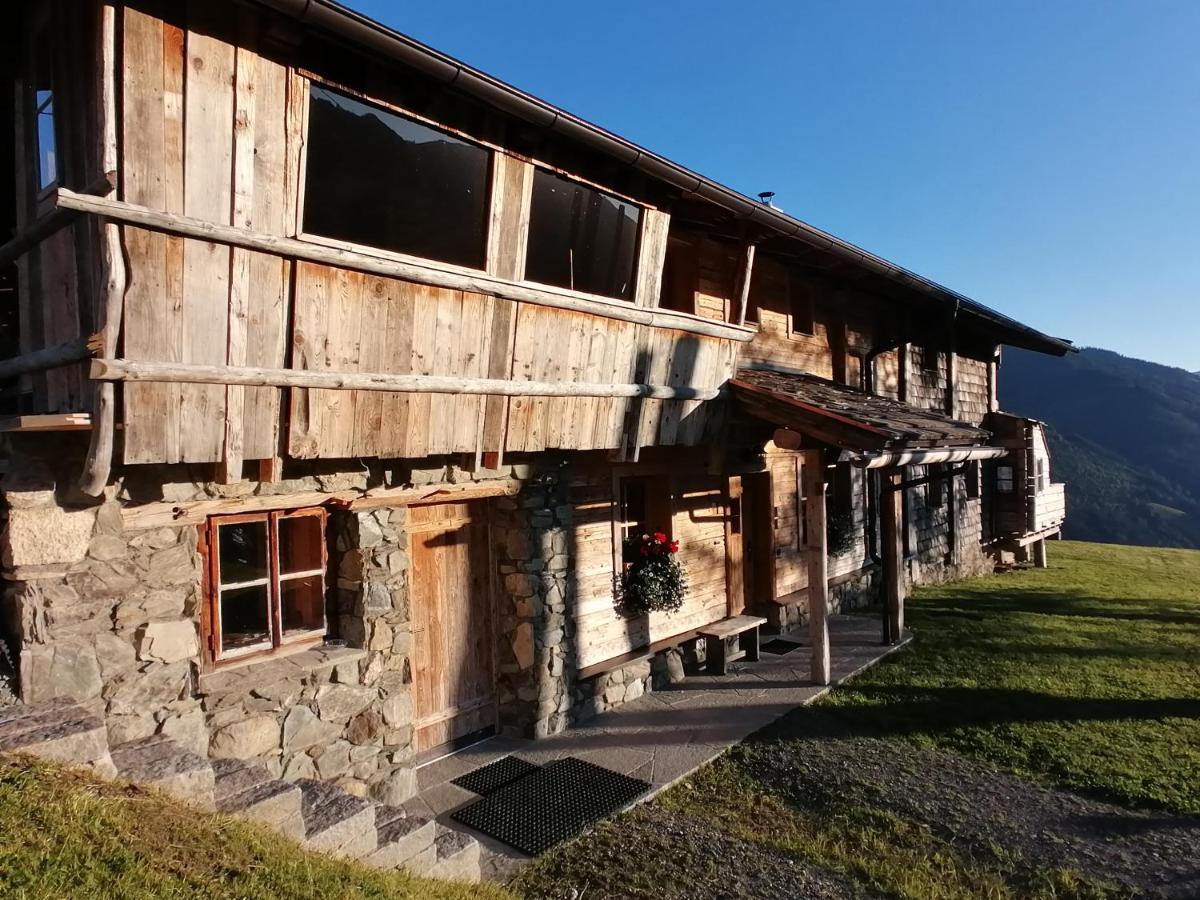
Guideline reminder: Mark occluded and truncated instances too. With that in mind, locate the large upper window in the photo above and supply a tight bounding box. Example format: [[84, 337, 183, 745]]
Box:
[[205, 508, 328, 663], [525, 169, 641, 300], [302, 85, 489, 269]]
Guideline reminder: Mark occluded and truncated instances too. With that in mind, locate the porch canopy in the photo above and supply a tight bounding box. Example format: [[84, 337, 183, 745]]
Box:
[[730, 368, 1005, 466], [730, 367, 1008, 674]]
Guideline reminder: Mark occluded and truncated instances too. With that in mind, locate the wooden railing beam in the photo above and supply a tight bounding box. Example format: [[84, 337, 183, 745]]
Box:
[[90, 357, 725, 401], [0, 172, 116, 269]]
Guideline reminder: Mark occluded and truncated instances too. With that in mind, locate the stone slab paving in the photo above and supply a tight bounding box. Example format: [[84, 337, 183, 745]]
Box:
[[406, 614, 910, 881]]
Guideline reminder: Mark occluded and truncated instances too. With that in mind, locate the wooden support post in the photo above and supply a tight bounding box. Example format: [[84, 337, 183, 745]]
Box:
[[1032, 539, 1048, 569], [881, 470, 905, 644], [802, 450, 831, 685], [79, 5, 124, 497], [735, 243, 756, 326]]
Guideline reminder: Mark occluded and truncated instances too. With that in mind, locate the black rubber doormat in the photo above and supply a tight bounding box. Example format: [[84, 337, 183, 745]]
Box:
[[451, 755, 540, 796], [760, 638, 803, 655], [450, 756, 651, 855]]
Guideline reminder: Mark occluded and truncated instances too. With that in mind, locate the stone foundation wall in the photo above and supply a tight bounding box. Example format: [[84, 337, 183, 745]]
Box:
[[766, 569, 878, 633]]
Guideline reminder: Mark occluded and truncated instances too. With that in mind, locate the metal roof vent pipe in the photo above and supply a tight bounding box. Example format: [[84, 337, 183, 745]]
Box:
[[757, 191, 778, 209]]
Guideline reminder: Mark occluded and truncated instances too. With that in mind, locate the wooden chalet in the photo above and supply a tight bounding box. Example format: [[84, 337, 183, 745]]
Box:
[[0, 0, 1069, 803]]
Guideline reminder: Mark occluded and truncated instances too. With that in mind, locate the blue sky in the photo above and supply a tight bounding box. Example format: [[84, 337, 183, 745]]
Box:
[[351, 1, 1200, 371]]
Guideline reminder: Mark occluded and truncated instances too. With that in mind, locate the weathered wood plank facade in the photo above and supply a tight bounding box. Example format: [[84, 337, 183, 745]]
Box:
[[0, 0, 1070, 812]]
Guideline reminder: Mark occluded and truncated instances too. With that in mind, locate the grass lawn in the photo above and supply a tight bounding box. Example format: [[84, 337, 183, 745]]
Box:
[[0, 754, 517, 900], [824, 540, 1200, 815], [516, 541, 1199, 899]]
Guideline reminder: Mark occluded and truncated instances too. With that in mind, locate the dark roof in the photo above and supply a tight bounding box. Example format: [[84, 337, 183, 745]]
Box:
[[245, 0, 1074, 357], [732, 368, 991, 452]]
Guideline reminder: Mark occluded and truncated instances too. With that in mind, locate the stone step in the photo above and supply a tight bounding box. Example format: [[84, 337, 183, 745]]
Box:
[[212, 758, 305, 840], [296, 778, 378, 859], [425, 824, 482, 883], [0, 700, 116, 778], [361, 805, 437, 872], [110, 734, 215, 810]]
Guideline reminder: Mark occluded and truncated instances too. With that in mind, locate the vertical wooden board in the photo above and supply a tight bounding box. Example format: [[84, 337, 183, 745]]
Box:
[[678, 337, 717, 444], [287, 262, 330, 458], [121, 7, 177, 463], [479, 297, 518, 458], [636, 327, 674, 448], [547, 310, 584, 449], [504, 304, 538, 453], [39, 229, 84, 412], [517, 306, 546, 452], [376, 279, 413, 458], [574, 319, 607, 450], [223, 35, 257, 478], [181, 10, 235, 462], [486, 155, 532, 282], [242, 45, 291, 460], [633, 208, 670, 308], [427, 288, 463, 455], [452, 291, 489, 454], [405, 282, 439, 458], [321, 268, 362, 458], [606, 320, 639, 449], [351, 275, 388, 457]]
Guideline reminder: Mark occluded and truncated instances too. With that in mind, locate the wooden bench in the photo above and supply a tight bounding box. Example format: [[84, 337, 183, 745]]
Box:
[[698, 615, 768, 675]]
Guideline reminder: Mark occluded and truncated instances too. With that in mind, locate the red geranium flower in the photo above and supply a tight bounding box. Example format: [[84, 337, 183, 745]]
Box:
[[653, 531, 667, 543], [669, 540, 680, 553]]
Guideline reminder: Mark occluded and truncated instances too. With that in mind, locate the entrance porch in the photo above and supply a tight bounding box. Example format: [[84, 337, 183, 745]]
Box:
[[403, 614, 910, 879]]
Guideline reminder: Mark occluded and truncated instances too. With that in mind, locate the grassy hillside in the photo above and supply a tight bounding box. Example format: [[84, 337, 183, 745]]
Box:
[[825, 540, 1200, 814], [0, 756, 516, 900], [1001, 346, 1200, 549]]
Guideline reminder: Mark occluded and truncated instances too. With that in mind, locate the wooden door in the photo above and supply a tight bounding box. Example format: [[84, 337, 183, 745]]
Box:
[[408, 501, 496, 758], [739, 472, 774, 612]]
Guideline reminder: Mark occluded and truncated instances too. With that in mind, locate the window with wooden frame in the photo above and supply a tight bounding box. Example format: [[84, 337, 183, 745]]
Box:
[[617, 476, 672, 564], [525, 168, 642, 301], [966, 461, 981, 500], [1036, 458, 1047, 493], [203, 508, 328, 664], [302, 85, 490, 269], [996, 465, 1015, 493]]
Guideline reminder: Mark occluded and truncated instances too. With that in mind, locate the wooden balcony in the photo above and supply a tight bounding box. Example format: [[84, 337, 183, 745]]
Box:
[[1033, 482, 1067, 531]]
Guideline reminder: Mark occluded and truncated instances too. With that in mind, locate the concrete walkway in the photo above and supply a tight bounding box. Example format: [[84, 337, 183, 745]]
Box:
[[405, 614, 910, 880]]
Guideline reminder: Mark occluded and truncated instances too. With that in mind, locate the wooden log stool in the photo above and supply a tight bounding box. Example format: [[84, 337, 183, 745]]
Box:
[[698, 615, 768, 676]]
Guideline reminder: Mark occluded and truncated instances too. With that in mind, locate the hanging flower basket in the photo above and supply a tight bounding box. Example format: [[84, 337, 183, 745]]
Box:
[[617, 532, 687, 616]]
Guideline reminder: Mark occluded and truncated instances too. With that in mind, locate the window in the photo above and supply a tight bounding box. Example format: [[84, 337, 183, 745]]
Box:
[[32, 25, 57, 190], [920, 347, 940, 373], [1036, 458, 1047, 493], [929, 464, 946, 508], [525, 168, 641, 300], [996, 465, 1015, 493], [302, 85, 489, 268], [966, 461, 981, 500], [789, 280, 815, 336], [618, 476, 671, 563], [845, 353, 864, 390], [205, 508, 328, 662]]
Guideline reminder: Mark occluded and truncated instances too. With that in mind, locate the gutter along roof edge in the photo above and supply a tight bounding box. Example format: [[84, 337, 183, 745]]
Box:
[[252, 0, 1075, 357]]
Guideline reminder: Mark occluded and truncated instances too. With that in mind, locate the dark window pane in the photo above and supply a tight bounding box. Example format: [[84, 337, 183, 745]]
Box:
[[302, 86, 489, 268], [525, 169, 640, 300], [218, 520, 268, 585], [278, 515, 323, 575], [281, 575, 325, 638], [219, 583, 271, 654]]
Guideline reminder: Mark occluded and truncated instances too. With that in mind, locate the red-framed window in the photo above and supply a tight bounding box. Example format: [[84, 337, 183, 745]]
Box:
[[202, 508, 328, 664]]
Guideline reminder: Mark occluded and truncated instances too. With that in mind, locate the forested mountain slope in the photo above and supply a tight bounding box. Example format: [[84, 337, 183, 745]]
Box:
[[1001, 347, 1200, 549]]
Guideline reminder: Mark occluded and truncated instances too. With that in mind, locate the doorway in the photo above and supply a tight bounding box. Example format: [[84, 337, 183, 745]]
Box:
[[408, 500, 496, 761], [727, 472, 773, 615]]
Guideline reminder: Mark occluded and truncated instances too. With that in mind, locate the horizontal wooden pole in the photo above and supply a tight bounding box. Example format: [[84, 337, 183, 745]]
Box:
[[90, 358, 724, 401], [0, 336, 92, 382], [56, 189, 755, 343], [122, 479, 523, 530], [0, 172, 116, 269]]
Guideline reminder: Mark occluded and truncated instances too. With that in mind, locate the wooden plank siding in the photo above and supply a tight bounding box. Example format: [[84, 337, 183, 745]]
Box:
[[107, 3, 738, 467], [120, 2, 291, 464], [569, 468, 731, 671]]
